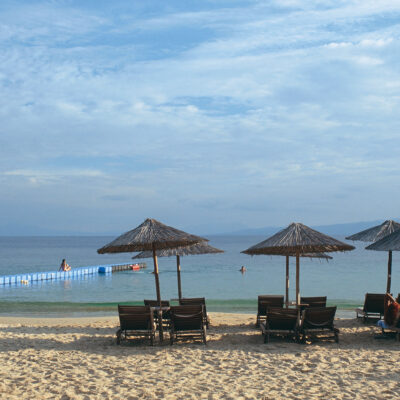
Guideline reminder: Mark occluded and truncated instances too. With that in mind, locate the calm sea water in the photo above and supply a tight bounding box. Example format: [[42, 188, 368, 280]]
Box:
[[0, 235, 398, 317]]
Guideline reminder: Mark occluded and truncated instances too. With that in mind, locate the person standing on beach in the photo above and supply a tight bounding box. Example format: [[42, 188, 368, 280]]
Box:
[[59, 259, 71, 271]]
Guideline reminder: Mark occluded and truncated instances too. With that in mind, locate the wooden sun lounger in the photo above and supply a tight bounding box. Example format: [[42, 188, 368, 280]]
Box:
[[179, 297, 209, 328], [116, 305, 156, 345], [169, 305, 207, 345], [256, 295, 284, 327], [355, 293, 385, 322], [260, 308, 299, 343], [300, 306, 339, 343]]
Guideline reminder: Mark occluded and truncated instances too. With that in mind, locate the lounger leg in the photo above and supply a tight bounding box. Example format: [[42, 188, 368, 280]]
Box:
[[256, 314, 260, 327], [203, 332, 207, 345], [335, 331, 339, 343], [116, 329, 122, 345]]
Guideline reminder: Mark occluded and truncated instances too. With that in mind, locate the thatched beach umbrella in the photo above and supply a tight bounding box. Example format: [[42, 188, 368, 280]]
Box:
[[365, 228, 400, 293], [132, 242, 224, 300], [97, 218, 207, 309], [242, 223, 354, 305], [346, 220, 400, 293]]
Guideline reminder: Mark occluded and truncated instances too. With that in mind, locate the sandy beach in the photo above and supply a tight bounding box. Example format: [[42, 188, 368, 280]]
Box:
[[0, 313, 399, 400]]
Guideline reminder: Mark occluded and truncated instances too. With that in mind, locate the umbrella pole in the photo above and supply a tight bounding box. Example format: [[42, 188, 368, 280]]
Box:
[[176, 255, 182, 301], [387, 250, 392, 294], [152, 247, 163, 341], [285, 255, 290, 307], [296, 251, 300, 306]]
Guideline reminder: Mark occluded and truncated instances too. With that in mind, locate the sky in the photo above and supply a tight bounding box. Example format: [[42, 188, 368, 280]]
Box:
[[0, 0, 400, 235]]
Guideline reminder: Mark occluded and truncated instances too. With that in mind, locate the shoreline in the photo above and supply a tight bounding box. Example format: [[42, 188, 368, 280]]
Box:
[[0, 308, 357, 320]]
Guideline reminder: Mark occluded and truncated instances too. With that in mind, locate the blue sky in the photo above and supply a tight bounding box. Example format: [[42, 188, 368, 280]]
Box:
[[1, 0, 400, 235]]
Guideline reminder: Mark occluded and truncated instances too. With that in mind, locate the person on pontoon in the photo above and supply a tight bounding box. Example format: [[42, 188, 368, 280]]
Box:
[[59, 259, 71, 272]]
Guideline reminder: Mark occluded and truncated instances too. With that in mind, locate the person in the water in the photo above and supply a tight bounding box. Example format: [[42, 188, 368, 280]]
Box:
[[239, 266, 246, 273]]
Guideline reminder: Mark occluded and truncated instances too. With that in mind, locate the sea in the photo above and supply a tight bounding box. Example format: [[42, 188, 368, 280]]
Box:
[[0, 235, 397, 318]]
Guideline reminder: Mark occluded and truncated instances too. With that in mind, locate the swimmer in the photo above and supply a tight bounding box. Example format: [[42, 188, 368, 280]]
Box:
[[239, 266, 246, 273]]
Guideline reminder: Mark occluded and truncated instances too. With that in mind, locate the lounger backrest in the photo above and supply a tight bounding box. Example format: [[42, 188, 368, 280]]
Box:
[[118, 305, 154, 330], [144, 299, 170, 307], [179, 298, 207, 313], [171, 304, 204, 315], [363, 293, 385, 313], [301, 306, 336, 329], [118, 305, 150, 314], [170, 305, 204, 330], [119, 313, 153, 331], [179, 297, 205, 305], [266, 308, 298, 330], [300, 296, 327, 308], [258, 295, 284, 315]]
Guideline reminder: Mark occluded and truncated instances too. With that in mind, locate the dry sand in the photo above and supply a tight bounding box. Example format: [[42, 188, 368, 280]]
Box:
[[0, 313, 399, 400]]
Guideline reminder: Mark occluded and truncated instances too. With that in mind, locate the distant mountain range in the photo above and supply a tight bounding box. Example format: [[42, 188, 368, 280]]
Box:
[[0, 218, 398, 237], [220, 219, 398, 237]]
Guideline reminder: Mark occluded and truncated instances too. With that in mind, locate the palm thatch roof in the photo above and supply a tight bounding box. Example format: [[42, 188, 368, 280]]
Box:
[[97, 218, 207, 254], [366, 229, 400, 251], [132, 241, 224, 259], [242, 223, 354, 255], [346, 220, 400, 242]]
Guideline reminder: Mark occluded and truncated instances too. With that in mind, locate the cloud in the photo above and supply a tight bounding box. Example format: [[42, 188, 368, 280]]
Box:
[[352, 55, 384, 66], [359, 38, 393, 47], [1, 1, 400, 233], [3, 168, 105, 185]]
